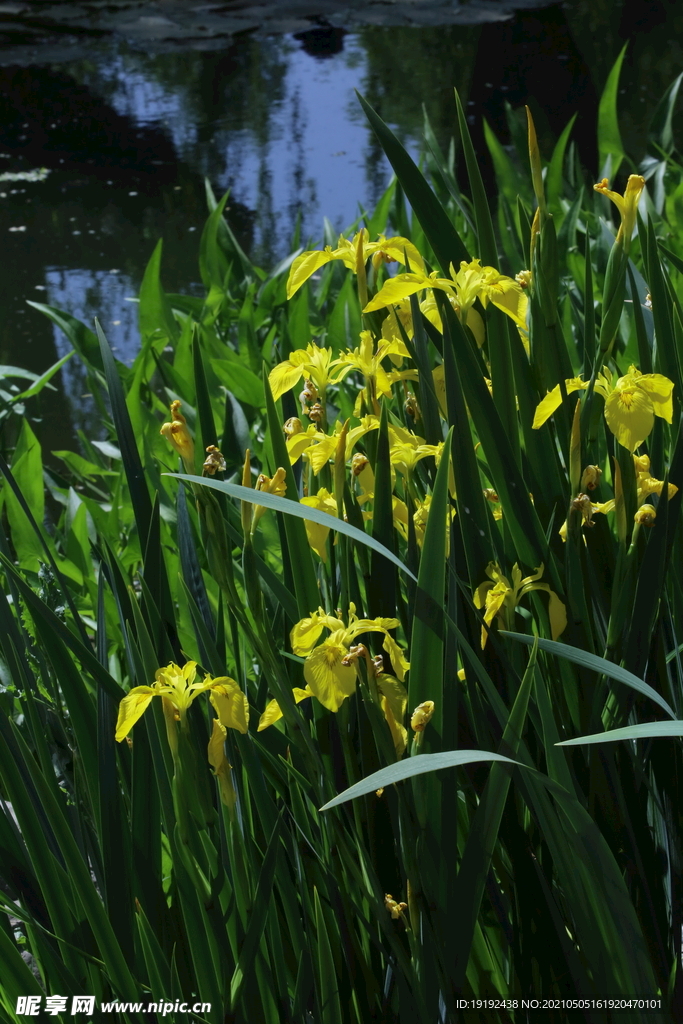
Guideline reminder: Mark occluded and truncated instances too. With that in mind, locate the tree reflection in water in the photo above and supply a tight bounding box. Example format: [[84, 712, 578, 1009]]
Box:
[[0, 0, 679, 449]]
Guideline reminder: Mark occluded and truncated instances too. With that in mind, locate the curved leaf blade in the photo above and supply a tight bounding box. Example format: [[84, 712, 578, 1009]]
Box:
[[557, 721, 683, 747], [165, 474, 417, 582], [500, 630, 676, 719], [320, 750, 523, 811]]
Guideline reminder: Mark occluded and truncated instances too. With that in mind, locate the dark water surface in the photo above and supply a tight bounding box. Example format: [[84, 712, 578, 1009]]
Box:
[[0, 0, 681, 447]]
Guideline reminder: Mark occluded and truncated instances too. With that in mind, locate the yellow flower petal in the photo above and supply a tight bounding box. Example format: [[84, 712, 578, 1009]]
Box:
[[377, 674, 408, 722], [286, 425, 319, 464], [533, 378, 589, 429], [370, 236, 425, 273], [381, 632, 410, 682], [303, 637, 357, 712], [308, 433, 339, 474], [207, 717, 228, 773], [380, 689, 408, 758], [364, 273, 430, 313], [257, 688, 313, 731], [632, 371, 674, 424], [115, 687, 157, 742], [209, 678, 250, 734], [486, 278, 528, 332], [465, 306, 486, 348], [604, 387, 654, 452], [286, 249, 335, 299], [301, 490, 337, 560], [547, 589, 567, 639], [268, 360, 306, 402], [207, 718, 237, 810]]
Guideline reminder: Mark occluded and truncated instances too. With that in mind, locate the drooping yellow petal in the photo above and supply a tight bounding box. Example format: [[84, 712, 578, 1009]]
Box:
[[381, 302, 413, 347], [486, 279, 528, 332], [548, 588, 567, 638], [380, 694, 408, 758], [345, 415, 379, 457], [378, 674, 408, 756], [207, 718, 237, 810], [364, 273, 431, 313], [465, 306, 486, 348], [381, 632, 410, 682], [604, 386, 654, 451], [532, 378, 589, 429], [632, 371, 674, 424], [268, 360, 306, 402], [636, 474, 678, 503], [291, 609, 344, 655], [473, 582, 507, 648], [301, 489, 337, 561], [307, 433, 339, 474], [378, 674, 408, 722], [115, 687, 157, 742], [286, 424, 319, 464], [286, 249, 335, 299], [303, 635, 357, 712], [257, 688, 313, 730], [209, 678, 249, 734], [369, 236, 425, 273]]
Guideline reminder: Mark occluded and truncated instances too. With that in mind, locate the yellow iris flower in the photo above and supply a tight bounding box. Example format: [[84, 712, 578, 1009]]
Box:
[[387, 422, 442, 477], [533, 365, 674, 452], [474, 562, 566, 649], [593, 175, 646, 250], [285, 416, 379, 472], [329, 330, 418, 413], [268, 342, 335, 403], [364, 258, 527, 339], [261, 605, 409, 714], [115, 661, 249, 745], [286, 229, 425, 300], [258, 608, 409, 754]]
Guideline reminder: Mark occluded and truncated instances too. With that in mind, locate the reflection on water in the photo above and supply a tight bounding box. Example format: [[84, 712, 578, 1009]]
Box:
[[0, 1, 680, 447]]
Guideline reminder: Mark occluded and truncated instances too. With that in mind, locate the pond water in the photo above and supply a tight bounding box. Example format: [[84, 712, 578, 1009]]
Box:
[[0, 0, 681, 447]]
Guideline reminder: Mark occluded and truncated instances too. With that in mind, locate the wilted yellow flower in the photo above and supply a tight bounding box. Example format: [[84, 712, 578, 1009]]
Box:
[[633, 453, 678, 504], [474, 562, 566, 648], [634, 503, 656, 526], [594, 174, 646, 250], [202, 445, 226, 476], [533, 365, 674, 452], [410, 700, 435, 733], [385, 894, 408, 919], [283, 416, 303, 438], [558, 493, 615, 542], [286, 229, 424, 299], [160, 400, 195, 472]]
